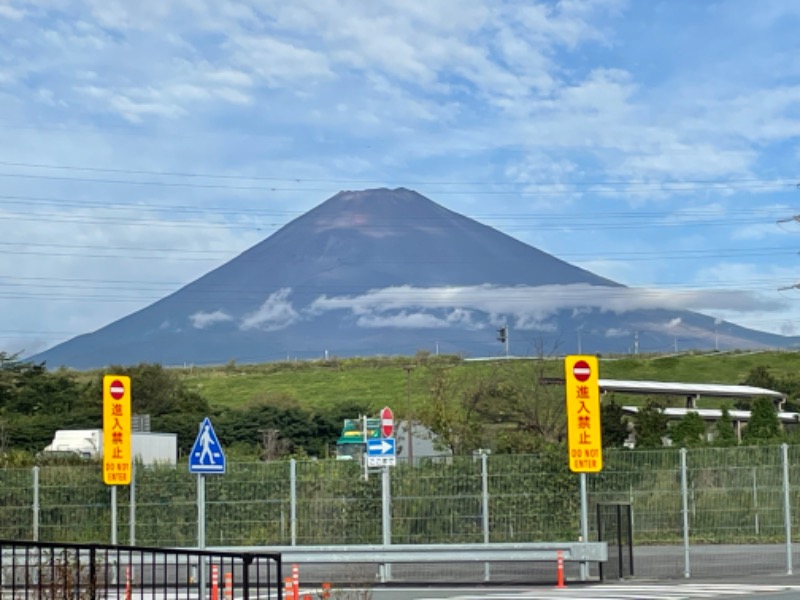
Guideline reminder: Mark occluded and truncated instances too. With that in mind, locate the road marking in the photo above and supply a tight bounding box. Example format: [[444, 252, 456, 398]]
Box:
[[412, 583, 800, 600]]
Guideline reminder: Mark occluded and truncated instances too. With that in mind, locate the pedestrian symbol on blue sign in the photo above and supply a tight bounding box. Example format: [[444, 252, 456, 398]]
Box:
[[189, 417, 226, 474]]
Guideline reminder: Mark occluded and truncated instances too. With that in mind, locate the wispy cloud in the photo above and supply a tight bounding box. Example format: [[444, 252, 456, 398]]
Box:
[[240, 289, 300, 331], [189, 310, 233, 329], [308, 284, 783, 328]]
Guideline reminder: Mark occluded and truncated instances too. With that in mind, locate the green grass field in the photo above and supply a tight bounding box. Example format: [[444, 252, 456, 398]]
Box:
[[170, 349, 800, 412]]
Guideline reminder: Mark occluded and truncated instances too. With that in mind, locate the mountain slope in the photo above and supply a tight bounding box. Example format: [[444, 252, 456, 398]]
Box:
[[28, 188, 797, 368]]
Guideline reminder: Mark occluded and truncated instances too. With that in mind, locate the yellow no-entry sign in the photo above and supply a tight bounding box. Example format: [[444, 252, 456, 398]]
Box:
[[564, 355, 603, 473], [103, 375, 131, 485]]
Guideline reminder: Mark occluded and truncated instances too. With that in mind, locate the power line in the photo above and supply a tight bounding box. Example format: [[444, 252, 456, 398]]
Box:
[[0, 169, 794, 194], [0, 206, 787, 233], [0, 192, 786, 220], [0, 158, 796, 189], [0, 240, 796, 262]]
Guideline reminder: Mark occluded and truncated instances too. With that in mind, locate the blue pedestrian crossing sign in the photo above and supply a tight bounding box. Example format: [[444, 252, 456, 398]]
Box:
[[189, 417, 226, 474]]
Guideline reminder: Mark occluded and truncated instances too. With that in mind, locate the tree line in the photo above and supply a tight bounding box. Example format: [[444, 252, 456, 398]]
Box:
[[0, 352, 797, 466], [0, 353, 370, 464]]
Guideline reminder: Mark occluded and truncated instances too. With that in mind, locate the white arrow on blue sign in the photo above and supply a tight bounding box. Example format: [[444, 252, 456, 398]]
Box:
[[367, 438, 395, 455], [189, 417, 226, 474], [367, 438, 396, 467]]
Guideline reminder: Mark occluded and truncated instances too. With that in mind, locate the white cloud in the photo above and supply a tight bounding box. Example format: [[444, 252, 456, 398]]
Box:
[[308, 283, 783, 330], [666, 317, 682, 329], [357, 307, 480, 330], [189, 310, 233, 329], [229, 35, 334, 87], [0, 3, 25, 20], [604, 328, 629, 338], [240, 289, 300, 331]]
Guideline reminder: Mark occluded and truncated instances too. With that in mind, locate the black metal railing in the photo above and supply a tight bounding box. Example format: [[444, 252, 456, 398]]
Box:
[[0, 540, 281, 600]]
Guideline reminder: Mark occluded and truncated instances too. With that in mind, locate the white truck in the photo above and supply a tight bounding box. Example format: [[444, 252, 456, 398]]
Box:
[[43, 429, 178, 465]]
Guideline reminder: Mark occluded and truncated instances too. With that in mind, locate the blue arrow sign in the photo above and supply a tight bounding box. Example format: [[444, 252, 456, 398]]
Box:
[[367, 438, 396, 456], [189, 417, 226, 474]]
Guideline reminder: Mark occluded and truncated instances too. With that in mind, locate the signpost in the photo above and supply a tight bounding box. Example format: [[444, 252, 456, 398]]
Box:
[[564, 355, 603, 582], [377, 407, 396, 581], [189, 417, 225, 596], [103, 375, 131, 546]]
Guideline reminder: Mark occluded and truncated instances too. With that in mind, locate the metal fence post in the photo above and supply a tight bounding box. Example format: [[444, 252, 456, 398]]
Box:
[[32, 465, 39, 541], [290, 458, 297, 546], [129, 461, 136, 546], [481, 451, 490, 582], [380, 465, 392, 582], [781, 443, 793, 575], [680, 448, 690, 578]]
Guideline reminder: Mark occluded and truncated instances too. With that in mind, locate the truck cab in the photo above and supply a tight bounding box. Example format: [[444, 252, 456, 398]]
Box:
[[335, 417, 381, 460]]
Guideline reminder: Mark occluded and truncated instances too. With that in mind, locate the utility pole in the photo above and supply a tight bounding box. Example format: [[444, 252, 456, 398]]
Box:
[[403, 365, 414, 464]]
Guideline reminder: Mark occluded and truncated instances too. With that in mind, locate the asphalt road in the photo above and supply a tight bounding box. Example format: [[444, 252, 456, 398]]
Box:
[[368, 580, 800, 600]]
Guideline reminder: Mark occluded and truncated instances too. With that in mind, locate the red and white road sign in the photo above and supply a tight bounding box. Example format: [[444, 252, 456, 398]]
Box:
[[381, 406, 394, 438], [109, 379, 126, 400], [572, 360, 591, 382]]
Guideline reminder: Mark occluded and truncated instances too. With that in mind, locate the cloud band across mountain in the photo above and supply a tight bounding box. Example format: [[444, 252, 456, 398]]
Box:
[[189, 283, 783, 332]]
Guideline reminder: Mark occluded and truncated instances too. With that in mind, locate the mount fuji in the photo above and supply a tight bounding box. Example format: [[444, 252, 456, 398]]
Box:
[[29, 188, 797, 369]]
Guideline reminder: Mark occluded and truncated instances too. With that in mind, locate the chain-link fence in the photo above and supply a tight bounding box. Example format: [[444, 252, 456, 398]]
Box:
[[1, 444, 797, 580]]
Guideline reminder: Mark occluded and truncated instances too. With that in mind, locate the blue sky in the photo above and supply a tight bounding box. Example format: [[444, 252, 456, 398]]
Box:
[[1, 0, 800, 357]]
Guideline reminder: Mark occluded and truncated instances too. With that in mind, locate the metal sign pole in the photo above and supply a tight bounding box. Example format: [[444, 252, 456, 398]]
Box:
[[198, 473, 206, 596], [381, 465, 392, 582], [111, 486, 117, 545], [579, 473, 588, 581]]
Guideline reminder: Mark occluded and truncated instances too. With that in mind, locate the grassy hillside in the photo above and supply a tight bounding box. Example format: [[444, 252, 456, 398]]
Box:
[[172, 350, 800, 414]]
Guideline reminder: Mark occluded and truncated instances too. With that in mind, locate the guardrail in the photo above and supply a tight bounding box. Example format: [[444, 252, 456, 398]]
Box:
[[209, 542, 608, 583], [0, 539, 282, 600]]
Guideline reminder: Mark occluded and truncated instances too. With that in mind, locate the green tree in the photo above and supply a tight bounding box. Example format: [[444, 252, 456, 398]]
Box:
[[600, 399, 629, 448], [742, 397, 782, 444], [713, 406, 738, 447], [635, 400, 668, 448], [671, 411, 707, 447], [743, 365, 778, 389], [494, 358, 568, 450], [419, 365, 492, 455], [217, 398, 343, 458], [0, 354, 95, 451]]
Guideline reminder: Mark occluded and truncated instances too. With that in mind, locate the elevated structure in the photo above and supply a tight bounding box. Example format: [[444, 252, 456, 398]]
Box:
[[599, 378, 786, 409], [621, 405, 800, 442]]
